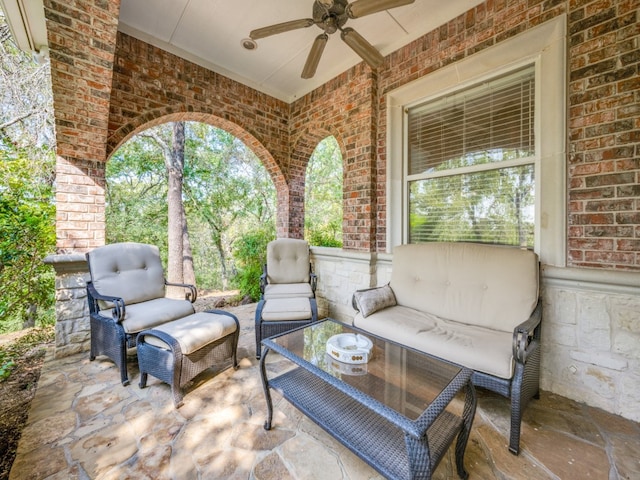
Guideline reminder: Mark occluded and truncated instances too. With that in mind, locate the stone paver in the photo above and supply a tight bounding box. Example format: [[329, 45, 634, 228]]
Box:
[[9, 303, 640, 479]]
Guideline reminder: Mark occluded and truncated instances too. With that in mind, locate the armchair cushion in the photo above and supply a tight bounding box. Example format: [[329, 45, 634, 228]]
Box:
[[100, 297, 195, 334], [88, 242, 166, 307], [266, 238, 311, 285], [263, 283, 314, 299], [353, 284, 397, 318]]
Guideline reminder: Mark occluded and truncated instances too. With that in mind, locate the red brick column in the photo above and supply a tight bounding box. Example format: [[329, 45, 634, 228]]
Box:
[[44, 0, 121, 252], [567, 2, 640, 269], [290, 66, 378, 250]]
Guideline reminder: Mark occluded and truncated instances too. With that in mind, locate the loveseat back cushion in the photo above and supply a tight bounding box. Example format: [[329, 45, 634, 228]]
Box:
[[88, 242, 166, 306], [266, 238, 311, 285], [390, 243, 539, 333]]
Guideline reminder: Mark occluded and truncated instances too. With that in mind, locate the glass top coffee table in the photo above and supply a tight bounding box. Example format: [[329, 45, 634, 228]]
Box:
[[259, 318, 476, 480]]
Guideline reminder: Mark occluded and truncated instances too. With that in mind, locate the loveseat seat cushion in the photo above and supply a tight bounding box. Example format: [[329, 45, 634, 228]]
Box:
[[390, 243, 538, 333], [353, 305, 515, 379], [100, 297, 195, 334]]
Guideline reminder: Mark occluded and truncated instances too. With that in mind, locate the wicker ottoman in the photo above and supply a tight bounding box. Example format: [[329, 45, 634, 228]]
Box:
[[137, 309, 239, 407], [255, 297, 318, 359]]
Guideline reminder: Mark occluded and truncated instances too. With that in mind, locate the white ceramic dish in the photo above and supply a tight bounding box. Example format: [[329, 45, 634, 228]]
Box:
[[326, 333, 373, 364]]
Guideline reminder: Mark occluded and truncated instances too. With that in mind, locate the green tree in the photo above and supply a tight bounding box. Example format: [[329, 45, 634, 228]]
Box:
[[106, 122, 276, 296], [0, 10, 55, 332], [231, 226, 275, 301], [305, 136, 343, 247], [184, 124, 276, 289], [0, 155, 55, 332]]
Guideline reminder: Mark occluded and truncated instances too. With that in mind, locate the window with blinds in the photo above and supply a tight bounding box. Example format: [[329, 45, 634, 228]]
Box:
[[405, 65, 536, 247]]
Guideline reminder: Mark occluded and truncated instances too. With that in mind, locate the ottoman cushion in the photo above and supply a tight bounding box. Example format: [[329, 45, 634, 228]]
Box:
[[144, 311, 237, 355], [261, 297, 312, 321]]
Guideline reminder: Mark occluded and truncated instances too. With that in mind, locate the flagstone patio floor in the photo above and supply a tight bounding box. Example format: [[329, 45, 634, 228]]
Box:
[[9, 304, 640, 479]]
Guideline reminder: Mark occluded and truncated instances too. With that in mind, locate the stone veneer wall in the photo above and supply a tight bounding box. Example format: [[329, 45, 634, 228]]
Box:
[[43, 255, 90, 358], [311, 248, 640, 423]]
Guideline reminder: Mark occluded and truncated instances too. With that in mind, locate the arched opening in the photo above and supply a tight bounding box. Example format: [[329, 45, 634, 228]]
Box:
[[304, 136, 343, 247], [106, 120, 276, 298]]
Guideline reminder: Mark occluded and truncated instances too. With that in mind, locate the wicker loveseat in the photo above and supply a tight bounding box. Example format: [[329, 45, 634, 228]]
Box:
[[351, 242, 541, 455]]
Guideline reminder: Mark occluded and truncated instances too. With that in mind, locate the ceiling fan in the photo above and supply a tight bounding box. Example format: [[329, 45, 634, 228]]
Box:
[[244, 0, 416, 79]]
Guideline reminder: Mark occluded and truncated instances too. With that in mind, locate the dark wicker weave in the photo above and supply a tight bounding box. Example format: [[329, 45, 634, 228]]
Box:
[[260, 319, 476, 480], [86, 278, 196, 386], [471, 300, 542, 454], [254, 297, 318, 359], [136, 309, 239, 408]]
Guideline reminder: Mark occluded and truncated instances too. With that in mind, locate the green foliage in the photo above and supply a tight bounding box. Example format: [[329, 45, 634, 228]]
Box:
[[305, 136, 343, 247], [409, 153, 534, 247], [307, 223, 342, 248], [106, 122, 277, 293], [231, 227, 275, 301], [1, 11, 56, 333], [0, 154, 56, 332]]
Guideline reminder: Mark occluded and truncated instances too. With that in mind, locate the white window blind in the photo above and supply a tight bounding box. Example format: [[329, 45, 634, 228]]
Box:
[[407, 66, 535, 174], [406, 65, 536, 247]]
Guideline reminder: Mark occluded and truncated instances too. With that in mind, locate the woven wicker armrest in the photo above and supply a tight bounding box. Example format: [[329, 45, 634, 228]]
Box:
[[512, 300, 542, 364], [86, 281, 126, 322], [259, 266, 268, 295], [310, 271, 317, 294], [138, 329, 182, 354], [164, 280, 197, 302]]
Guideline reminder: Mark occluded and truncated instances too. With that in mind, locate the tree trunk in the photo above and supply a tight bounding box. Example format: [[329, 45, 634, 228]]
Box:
[[22, 304, 36, 329], [167, 122, 186, 290], [182, 206, 196, 286]]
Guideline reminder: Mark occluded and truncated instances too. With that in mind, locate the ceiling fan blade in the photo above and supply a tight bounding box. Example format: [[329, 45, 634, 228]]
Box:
[[340, 28, 384, 69], [317, 0, 334, 7], [347, 0, 415, 19], [250, 18, 315, 40], [301, 34, 329, 79]]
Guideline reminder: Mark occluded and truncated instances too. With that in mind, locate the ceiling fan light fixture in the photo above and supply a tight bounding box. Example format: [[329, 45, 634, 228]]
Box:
[[241, 38, 258, 50], [340, 27, 384, 69]]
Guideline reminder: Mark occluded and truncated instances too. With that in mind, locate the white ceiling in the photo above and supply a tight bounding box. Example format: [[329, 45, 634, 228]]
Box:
[[118, 0, 484, 102]]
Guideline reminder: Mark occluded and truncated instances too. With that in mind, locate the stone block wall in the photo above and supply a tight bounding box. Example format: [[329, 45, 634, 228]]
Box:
[[311, 247, 392, 323], [44, 255, 91, 358], [541, 267, 640, 421]]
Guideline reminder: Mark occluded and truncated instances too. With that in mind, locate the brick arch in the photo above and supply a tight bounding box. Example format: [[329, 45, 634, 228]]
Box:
[[288, 128, 347, 239], [107, 110, 285, 191], [107, 110, 291, 238]]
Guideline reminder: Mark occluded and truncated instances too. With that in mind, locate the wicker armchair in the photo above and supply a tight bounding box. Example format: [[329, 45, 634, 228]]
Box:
[[255, 238, 318, 358], [259, 238, 317, 300], [86, 242, 197, 385]]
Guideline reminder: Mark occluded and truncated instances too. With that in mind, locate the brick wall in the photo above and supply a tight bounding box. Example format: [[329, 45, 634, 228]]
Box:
[[567, 1, 640, 269], [44, 0, 121, 252], [107, 32, 298, 238], [290, 66, 378, 250], [46, 0, 640, 269]]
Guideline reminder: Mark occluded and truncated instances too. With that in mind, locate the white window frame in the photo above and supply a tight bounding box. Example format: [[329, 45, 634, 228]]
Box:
[[387, 15, 566, 266]]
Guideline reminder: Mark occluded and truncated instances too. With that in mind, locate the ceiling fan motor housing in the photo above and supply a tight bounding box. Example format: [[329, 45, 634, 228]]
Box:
[[313, 0, 349, 34]]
